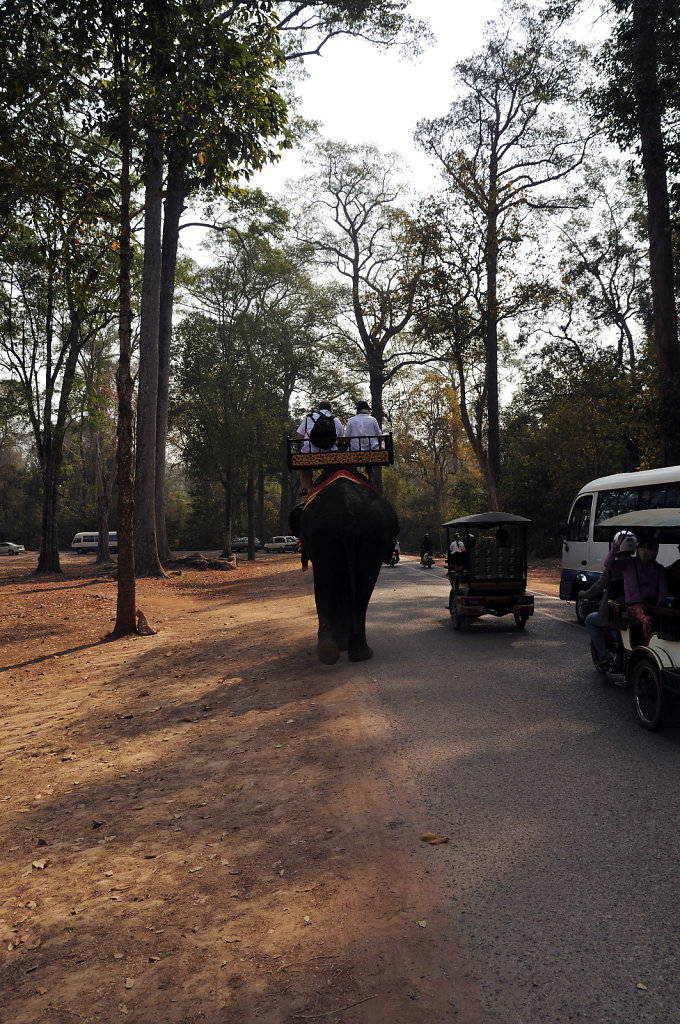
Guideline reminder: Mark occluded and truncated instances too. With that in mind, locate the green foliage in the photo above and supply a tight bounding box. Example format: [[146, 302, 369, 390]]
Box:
[[502, 349, 661, 554]]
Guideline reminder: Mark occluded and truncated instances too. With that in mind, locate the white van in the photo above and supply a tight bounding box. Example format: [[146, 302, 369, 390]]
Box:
[[559, 465, 680, 619], [71, 531, 118, 554]]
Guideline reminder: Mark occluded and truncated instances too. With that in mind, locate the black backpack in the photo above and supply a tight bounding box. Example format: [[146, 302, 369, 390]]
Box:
[[307, 412, 337, 450]]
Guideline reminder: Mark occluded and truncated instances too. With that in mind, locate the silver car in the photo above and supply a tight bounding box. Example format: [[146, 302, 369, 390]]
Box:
[[0, 541, 26, 555], [263, 535, 298, 553]]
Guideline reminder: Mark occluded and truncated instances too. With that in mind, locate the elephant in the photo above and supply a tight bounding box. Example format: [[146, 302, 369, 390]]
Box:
[[290, 471, 399, 665]]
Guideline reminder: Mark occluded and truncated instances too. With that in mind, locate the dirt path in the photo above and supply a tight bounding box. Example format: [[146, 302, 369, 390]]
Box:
[[0, 555, 559, 1023]]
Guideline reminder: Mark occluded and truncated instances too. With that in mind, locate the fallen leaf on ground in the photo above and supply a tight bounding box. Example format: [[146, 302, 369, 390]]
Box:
[[420, 832, 448, 844]]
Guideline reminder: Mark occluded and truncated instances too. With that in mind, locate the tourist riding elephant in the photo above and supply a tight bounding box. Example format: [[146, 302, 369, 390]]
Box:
[[291, 472, 399, 664]]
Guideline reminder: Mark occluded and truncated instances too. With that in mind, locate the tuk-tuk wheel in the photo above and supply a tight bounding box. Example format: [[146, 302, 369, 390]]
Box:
[[632, 657, 664, 731], [590, 640, 609, 674], [514, 613, 528, 630], [449, 595, 469, 631]]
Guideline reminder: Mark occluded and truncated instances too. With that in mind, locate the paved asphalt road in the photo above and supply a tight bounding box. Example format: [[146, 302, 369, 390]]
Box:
[[367, 557, 680, 1024]]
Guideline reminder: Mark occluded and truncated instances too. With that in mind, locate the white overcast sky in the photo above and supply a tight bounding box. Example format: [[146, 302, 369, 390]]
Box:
[[254, 0, 500, 196]]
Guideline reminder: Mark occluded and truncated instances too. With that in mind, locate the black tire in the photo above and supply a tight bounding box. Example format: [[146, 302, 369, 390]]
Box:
[[590, 640, 608, 674], [449, 593, 463, 631], [632, 658, 664, 730], [514, 613, 528, 630], [77, 548, 86, 555], [576, 589, 588, 626]]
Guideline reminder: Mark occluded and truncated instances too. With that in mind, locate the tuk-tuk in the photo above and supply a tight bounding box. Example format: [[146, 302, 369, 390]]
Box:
[[442, 512, 535, 631], [591, 508, 680, 730]]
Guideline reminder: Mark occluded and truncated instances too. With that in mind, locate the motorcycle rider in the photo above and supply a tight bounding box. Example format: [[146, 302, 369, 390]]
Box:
[[585, 531, 633, 669], [420, 532, 433, 566]]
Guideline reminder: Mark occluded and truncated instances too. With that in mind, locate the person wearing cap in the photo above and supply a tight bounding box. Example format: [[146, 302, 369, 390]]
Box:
[[344, 400, 381, 452], [604, 530, 668, 643], [296, 400, 344, 495], [344, 400, 382, 482]]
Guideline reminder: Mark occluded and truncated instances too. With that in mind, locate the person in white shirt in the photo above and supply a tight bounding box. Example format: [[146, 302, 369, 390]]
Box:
[[344, 401, 381, 451], [296, 401, 344, 494]]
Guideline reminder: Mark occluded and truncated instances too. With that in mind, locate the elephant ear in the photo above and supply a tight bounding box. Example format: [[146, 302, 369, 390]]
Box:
[[289, 503, 303, 537]]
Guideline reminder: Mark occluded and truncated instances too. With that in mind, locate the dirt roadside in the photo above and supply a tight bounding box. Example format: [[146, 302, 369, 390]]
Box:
[[0, 554, 559, 1024]]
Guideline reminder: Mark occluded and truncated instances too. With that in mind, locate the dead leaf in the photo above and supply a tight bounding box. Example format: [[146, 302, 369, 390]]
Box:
[[417, 920, 427, 928], [31, 860, 48, 870], [124, 978, 134, 989], [637, 983, 648, 991], [225, 936, 240, 943], [420, 832, 448, 844]]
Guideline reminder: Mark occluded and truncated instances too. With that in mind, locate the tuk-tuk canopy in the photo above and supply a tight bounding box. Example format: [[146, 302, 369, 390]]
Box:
[[441, 511, 532, 529], [600, 508, 680, 530]]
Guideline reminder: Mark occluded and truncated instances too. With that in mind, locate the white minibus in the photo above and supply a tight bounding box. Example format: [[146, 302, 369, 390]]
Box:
[[559, 465, 680, 620], [71, 531, 118, 554]]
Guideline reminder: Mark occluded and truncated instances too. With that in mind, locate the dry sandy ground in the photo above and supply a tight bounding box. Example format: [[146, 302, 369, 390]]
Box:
[[0, 553, 559, 1024]]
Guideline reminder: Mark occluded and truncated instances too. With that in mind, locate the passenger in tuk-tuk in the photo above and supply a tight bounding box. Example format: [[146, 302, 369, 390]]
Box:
[[449, 532, 466, 565], [667, 543, 680, 598], [604, 531, 668, 643], [448, 532, 467, 588]]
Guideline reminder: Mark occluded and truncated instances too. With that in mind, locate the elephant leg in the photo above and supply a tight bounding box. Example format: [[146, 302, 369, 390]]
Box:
[[314, 571, 348, 664], [347, 559, 381, 662]]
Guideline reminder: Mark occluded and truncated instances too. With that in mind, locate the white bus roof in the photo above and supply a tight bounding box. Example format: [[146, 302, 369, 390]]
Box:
[[577, 464, 680, 495]]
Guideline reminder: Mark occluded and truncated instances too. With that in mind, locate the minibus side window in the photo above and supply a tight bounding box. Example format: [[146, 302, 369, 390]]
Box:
[[568, 495, 592, 541], [593, 490, 620, 541]]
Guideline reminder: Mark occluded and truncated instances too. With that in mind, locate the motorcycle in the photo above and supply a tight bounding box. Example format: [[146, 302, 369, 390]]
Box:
[[389, 548, 400, 566], [420, 551, 434, 569]]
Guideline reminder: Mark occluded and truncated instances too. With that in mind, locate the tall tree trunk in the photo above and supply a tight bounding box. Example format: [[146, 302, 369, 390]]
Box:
[[134, 132, 165, 577], [485, 198, 500, 510], [279, 456, 290, 531], [155, 162, 186, 563], [38, 452, 62, 573], [246, 468, 255, 561], [257, 464, 265, 549], [369, 368, 384, 493], [113, 139, 138, 636], [631, 0, 680, 463], [95, 433, 112, 565], [221, 475, 233, 558], [36, 314, 81, 573]]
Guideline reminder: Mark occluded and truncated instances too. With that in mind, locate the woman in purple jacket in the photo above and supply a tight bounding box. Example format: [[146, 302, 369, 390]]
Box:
[[603, 532, 668, 643]]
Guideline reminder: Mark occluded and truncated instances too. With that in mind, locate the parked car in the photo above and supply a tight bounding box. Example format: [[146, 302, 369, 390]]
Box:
[[263, 535, 298, 553], [231, 536, 262, 552], [71, 531, 118, 554], [0, 541, 25, 556]]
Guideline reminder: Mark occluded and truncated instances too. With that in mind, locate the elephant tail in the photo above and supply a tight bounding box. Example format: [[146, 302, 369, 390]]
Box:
[[340, 520, 363, 638]]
